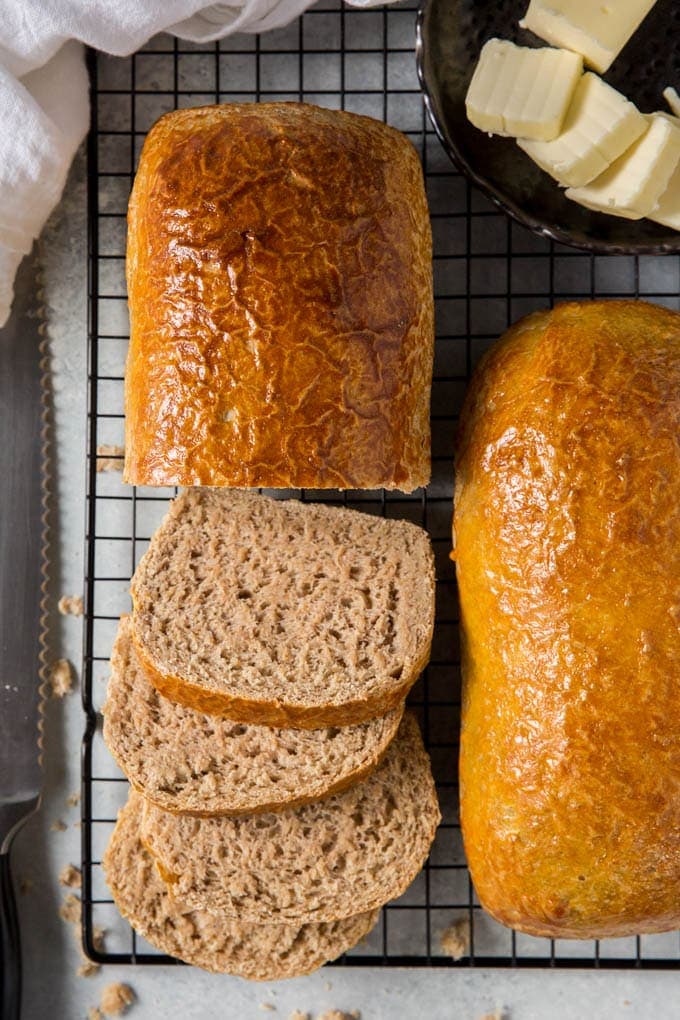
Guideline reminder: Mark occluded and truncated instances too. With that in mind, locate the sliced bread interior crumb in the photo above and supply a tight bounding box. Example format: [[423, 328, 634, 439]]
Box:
[[132, 489, 435, 722]]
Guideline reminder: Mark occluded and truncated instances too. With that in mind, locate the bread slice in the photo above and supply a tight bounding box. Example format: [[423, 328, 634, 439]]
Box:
[[103, 616, 403, 817], [140, 713, 440, 923], [131, 489, 435, 728], [103, 793, 379, 978]]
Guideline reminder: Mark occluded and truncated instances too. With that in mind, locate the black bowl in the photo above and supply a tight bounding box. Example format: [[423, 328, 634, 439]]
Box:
[[416, 0, 680, 254]]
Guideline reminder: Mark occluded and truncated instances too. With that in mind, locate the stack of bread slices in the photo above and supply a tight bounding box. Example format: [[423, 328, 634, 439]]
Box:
[[102, 488, 441, 979]]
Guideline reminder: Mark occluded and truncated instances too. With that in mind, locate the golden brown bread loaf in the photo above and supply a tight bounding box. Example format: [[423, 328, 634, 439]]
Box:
[[454, 300, 680, 939], [124, 102, 433, 492]]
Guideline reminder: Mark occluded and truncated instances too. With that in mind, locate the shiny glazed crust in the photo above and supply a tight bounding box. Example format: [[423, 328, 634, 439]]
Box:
[[124, 102, 433, 492], [454, 300, 680, 939]]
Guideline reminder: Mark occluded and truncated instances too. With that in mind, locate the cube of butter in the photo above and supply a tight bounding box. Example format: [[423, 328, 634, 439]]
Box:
[[651, 161, 680, 231], [663, 87, 680, 119], [650, 114, 680, 231], [520, 0, 658, 74], [518, 73, 647, 188], [566, 114, 680, 219], [465, 39, 583, 142]]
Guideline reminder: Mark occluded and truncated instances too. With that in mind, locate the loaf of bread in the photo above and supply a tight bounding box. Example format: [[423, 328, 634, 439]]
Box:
[[140, 713, 440, 923], [455, 300, 680, 939], [104, 793, 379, 978], [124, 102, 433, 492], [103, 616, 403, 816], [131, 488, 435, 728]]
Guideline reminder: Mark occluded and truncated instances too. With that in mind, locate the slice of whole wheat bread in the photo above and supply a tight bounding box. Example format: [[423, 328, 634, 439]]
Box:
[[103, 793, 379, 979], [140, 713, 440, 923], [130, 489, 435, 728], [103, 616, 403, 816]]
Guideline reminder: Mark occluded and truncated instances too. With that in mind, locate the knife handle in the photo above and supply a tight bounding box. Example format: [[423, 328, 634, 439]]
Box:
[[0, 851, 20, 1020]]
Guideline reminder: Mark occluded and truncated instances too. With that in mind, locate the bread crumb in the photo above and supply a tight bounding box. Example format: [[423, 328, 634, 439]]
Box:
[[74, 919, 105, 977], [77, 959, 100, 978], [259, 1006, 275, 1013], [318, 1013, 360, 1020], [59, 894, 81, 924], [50, 818, 67, 832], [59, 864, 82, 889], [67, 791, 81, 807], [100, 983, 135, 1017], [478, 1011, 507, 1020], [19, 876, 33, 895], [324, 982, 333, 991], [96, 445, 125, 472], [58, 594, 84, 616], [93, 925, 106, 952], [88, 1009, 103, 1020], [49, 659, 74, 697], [440, 917, 470, 961], [288, 1013, 309, 1020]]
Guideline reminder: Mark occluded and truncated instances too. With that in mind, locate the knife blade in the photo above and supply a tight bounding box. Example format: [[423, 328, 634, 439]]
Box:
[[0, 248, 49, 1020]]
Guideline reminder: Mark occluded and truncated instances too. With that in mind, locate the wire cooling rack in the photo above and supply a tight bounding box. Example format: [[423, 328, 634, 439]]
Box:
[[82, 0, 680, 969]]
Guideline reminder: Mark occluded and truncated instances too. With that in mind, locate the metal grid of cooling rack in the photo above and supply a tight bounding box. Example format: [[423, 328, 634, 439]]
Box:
[[81, 0, 680, 969]]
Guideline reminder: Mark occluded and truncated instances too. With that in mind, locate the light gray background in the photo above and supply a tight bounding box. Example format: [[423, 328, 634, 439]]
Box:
[[11, 8, 680, 1018]]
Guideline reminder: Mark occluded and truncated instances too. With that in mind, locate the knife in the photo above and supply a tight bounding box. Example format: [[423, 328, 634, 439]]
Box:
[[0, 249, 49, 1020]]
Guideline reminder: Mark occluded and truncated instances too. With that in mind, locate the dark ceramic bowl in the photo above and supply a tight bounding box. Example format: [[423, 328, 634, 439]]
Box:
[[416, 0, 680, 254]]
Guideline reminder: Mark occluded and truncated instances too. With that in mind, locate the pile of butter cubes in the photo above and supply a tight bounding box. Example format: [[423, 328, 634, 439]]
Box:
[[465, 0, 680, 229]]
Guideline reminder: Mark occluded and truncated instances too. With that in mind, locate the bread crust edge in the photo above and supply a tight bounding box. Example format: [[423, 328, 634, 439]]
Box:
[[133, 630, 432, 729], [103, 700, 404, 818]]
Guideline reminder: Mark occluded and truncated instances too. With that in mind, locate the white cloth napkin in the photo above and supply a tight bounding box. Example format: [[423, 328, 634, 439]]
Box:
[[0, 0, 393, 327]]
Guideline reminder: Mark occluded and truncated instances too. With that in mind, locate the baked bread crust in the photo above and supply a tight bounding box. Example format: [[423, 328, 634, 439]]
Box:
[[134, 635, 429, 729], [455, 300, 680, 939], [124, 102, 433, 492]]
